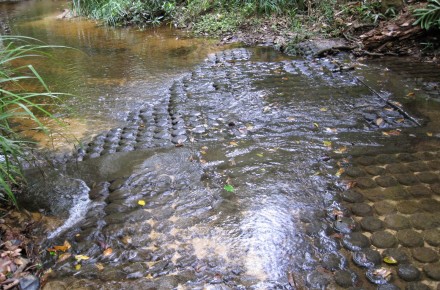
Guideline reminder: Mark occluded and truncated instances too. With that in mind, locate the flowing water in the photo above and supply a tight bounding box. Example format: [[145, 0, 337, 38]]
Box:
[[2, 1, 440, 289]]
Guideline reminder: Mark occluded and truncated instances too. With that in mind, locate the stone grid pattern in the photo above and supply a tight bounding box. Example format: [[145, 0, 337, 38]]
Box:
[[339, 150, 440, 289]]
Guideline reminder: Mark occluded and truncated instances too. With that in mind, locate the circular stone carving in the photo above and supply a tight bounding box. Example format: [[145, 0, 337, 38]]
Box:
[[412, 247, 439, 263], [342, 232, 370, 251], [397, 264, 421, 282], [396, 230, 424, 247], [384, 214, 410, 230], [371, 231, 398, 248], [360, 216, 384, 232], [423, 262, 440, 281]]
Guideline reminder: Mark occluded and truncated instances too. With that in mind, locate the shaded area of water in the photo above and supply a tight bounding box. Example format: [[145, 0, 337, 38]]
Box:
[[1, 0, 229, 150]]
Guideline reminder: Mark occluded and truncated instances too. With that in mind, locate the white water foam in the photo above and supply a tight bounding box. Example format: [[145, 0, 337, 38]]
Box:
[[47, 178, 91, 239]]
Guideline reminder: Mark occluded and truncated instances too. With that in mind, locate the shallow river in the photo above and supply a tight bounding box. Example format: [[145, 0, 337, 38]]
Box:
[[2, 1, 440, 289]]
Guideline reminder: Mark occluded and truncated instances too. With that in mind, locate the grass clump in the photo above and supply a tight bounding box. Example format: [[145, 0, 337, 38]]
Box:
[[0, 36, 68, 207]]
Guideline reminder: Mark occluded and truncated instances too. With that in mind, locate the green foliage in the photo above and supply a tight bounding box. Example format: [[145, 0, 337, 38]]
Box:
[[72, 0, 177, 26], [193, 12, 242, 36], [342, 1, 385, 24], [0, 36, 67, 207], [223, 184, 235, 192], [413, 0, 440, 30], [72, 0, 306, 27]]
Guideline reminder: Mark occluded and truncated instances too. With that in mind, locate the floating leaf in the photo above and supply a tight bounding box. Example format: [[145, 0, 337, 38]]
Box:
[[406, 92, 415, 97], [373, 267, 392, 278], [325, 127, 337, 133], [224, 185, 235, 192], [334, 146, 347, 154], [95, 263, 104, 271], [427, 132, 433, 137], [200, 150, 207, 155], [103, 248, 113, 257], [57, 253, 71, 263], [344, 181, 357, 189], [256, 153, 264, 157], [138, 200, 146, 206], [376, 118, 384, 126], [383, 256, 398, 265], [229, 141, 238, 147], [246, 123, 254, 130], [75, 264, 81, 270], [386, 130, 401, 136], [145, 273, 153, 279], [313, 123, 319, 128], [320, 107, 328, 112], [323, 141, 332, 147], [287, 116, 296, 121], [75, 255, 90, 262], [64, 240, 72, 250], [336, 168, 345, 177], [53, 245, 68, 253]]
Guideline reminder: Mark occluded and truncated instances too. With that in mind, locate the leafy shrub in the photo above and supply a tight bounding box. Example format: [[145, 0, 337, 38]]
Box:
[[413, 0, 440, 30]]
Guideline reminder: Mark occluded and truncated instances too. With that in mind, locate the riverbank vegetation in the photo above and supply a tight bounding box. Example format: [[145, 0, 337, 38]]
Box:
[[71, 0, 439, 58], [0, 36, 66, 207]]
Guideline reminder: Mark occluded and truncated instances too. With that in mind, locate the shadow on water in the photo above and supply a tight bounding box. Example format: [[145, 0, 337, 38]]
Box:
[[1, 0, 228, 151]]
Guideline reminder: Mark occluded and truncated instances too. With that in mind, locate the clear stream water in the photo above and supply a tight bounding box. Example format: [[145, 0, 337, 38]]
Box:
[[2, 1, 440, 289]]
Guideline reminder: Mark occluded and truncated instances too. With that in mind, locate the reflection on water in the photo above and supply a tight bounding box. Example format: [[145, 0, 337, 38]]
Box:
[[1, 0, 228, 150]]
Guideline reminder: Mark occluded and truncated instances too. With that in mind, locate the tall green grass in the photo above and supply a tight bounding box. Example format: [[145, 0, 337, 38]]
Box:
[[71, 0, 306, 26], [72, 0, 173, 26], [0, 36, 67, 207]]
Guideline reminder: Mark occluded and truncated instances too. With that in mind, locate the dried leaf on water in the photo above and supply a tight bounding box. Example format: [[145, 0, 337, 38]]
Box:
[[320, 107, 328, 112], [103, 248, 113, 257], [313, 122, 319, 128], [344, 180, 357, 189], [383, 256, 398, 265], [334, 146, 347, 154], [323, 141, 332, 147], [229, 141, 238, 147], [51, 240, 71, 253], [95, 263, 104, 271], [57, 253, 71, 263], [75, 264, 81, 270], [224, 185, 235, 192], [325, 127, 337, 133], [74, 255, 90, 262], [373, 267, 392, 278], [336, 168, 345, 177], [406, 92, 415, 97], [376, 118, 384, 126], [137, 200, 146, 206], [287, 116, 296, 121], [427, 132, 433, 137], [121, 236, 132, 245], [382, 130, 401, 137], [256, 153, 264, 157]]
